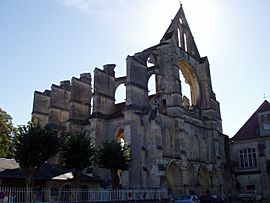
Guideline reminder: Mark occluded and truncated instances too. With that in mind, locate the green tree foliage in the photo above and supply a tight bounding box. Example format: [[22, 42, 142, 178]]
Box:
[[61, 131, 95, 186], [0, 108, 14, 158], [95, 140, 132, 189], [13, 121, 60, 188]]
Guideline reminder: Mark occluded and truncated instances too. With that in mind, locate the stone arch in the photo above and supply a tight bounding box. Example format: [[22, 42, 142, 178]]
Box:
[[188, 163, 197, 188], [198, 164, 210, 194], [146, 54, 156, 68], [165, 161, 182, 196], [114, 127, 129, 187], [183, 33, 188, 52], [148, 74, 157, 95], [146, 64, 160, 95], [115, 78, 126, 90], [177, 60, 200, 107], [177, 28, 181, 48], [115, 84, 126, 103], [114, 77, 126, 104], [147, 71, 163, 119], [212, 166, 224, 195]]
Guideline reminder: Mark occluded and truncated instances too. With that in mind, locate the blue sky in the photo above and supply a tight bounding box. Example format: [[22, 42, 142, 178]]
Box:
[[1, 0, 270, 137]]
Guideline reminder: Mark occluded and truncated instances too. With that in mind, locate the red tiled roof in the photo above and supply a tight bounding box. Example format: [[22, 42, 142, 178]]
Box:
[[231, 100, 270, 141]]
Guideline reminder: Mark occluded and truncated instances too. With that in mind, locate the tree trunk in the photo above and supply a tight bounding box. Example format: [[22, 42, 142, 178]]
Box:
[[26, 166, 36, 189], [73, 168, 82, 202], [111, 169, 120, 189], [26, 166, 35, 202]]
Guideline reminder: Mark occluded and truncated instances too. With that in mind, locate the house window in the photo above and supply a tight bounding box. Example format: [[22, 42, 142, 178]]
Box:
[[239, 148, 257, 168], [255, 127, 260, 135]]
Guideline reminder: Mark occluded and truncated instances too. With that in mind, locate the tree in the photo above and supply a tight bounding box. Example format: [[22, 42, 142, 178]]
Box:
[[61, 131, 95, 187], [13, 121, 60, 188], [0, 108, 14, 158], [95, 140, 132, 189]]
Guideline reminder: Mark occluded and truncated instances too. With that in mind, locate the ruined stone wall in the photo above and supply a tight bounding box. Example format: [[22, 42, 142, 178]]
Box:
[[31, 4, 230, 194], [32, 90, 51, 127], [86, 7, 228, 191], [48, 82, 71, 130], [32, 73, 92, 131], [68, 73, 92, 131]]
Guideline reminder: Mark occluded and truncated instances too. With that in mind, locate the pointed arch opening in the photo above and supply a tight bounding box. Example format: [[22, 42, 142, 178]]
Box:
[[179, 69, 191, 107], [198, 164, 210, 194], [115, 128, 127, 187], [177, 28, 182, 48], [178, 60, 200, 109], [183, 33, 187, 52], [146, 55, 155, 68], [115, 84, 126, 104], [179, 18, 183, 24], [90, 97, 93, 116], [165, 161, 182, 196], [148, 74, 157, 96], [188, 164, 197, 188]]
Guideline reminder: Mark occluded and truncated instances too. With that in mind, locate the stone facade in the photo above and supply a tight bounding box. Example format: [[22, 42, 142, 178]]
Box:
[[32, 73, 92, 132], [32, 5, 230, 195], [230, 100, 270, 199]]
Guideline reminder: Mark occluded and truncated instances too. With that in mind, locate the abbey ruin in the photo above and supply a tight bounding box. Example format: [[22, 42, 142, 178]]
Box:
[[32, 5, 231, 195]]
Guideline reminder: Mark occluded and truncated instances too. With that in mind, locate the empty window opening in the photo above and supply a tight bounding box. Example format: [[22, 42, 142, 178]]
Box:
[[183, 33, 187, 52], [90, 97, 93, 115], [255, 127, 260, 135], [178, 61, 200, 107], [179, 70, 191, 108], [177, 28, 182, 48], [179, 18, 183, 24], [148, 74, 157, 96], [147, 56, 155, 68], [115, 128, 126, 187], [115, 84, 126, 104]]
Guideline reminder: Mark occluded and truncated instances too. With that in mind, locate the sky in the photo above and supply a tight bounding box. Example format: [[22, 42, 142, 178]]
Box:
[[1, 0, 270, 137]]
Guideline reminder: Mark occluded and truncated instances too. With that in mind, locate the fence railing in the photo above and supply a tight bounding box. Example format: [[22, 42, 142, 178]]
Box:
[[0, 187, 169, 203], [177, 185, 223, 197]]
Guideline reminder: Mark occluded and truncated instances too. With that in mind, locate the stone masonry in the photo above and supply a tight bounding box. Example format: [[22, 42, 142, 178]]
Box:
[[32, 5, 231, 195]]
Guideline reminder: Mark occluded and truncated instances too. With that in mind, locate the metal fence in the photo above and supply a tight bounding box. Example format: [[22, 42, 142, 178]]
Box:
[[0, 187, 169, 203], [178, 185, 223, 196]]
